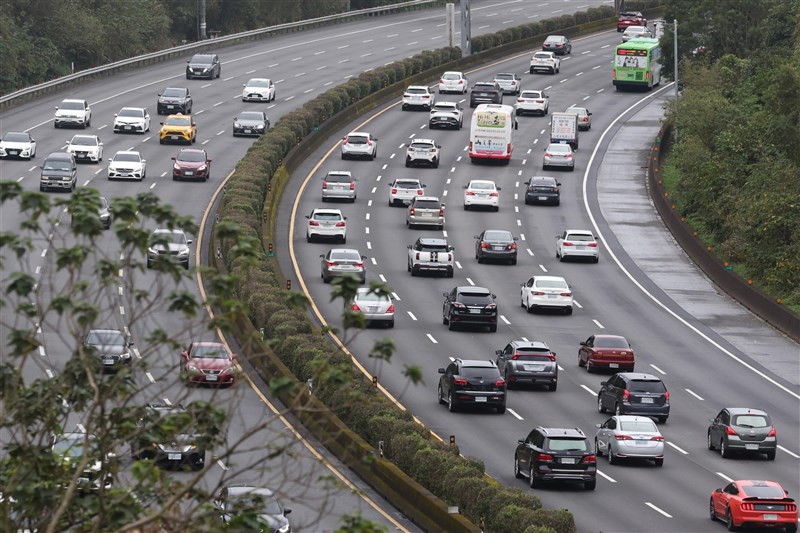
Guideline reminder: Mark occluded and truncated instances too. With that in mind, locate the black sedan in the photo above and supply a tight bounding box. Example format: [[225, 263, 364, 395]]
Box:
[[233, 111, 270, 137], [524, 176, 561, 206], [475, 229, 518, 265]]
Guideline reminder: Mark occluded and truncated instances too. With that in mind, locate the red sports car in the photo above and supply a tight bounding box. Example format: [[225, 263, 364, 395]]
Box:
[[172, 148, 211, 181], [710, 480, 797, 532], [181, 341, 238, 386], [578, 334, 635, 373]]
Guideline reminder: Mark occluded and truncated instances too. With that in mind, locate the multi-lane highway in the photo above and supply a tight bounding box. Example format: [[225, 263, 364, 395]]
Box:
[[278, 24, 800, 533], [1, 1, 627, 530]]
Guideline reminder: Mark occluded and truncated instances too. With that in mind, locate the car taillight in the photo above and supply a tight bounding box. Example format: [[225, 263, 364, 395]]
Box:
[[536, 99, 544, 103], [613, 69, 617, 79], [422, 95, 430, 99], [485, 303, 497, 310], [547, 354, 556, 361], [466, 191, 475, 196], [448, 253, 452, 262], [509, 243, 517, 250], [458, 80, 463, 84], [352, 303, 360, 311], [439, 79, 445, 84], [469, 141, 473, 151], [506, 143, 511, 153], [408, 147, 415, 152], [343, 136, 349, 144], [560, 292, 571, 297], [335, 221, 346, 227], [322, 180, 328, 188], [327, 261, 336, 267], [430, 148, 437, 153], [562, 241, 574, 246], [403, 93, 410, 98], [495, 379, 506, 387], [439, 207, 444, 216], [565, 154, 573, 159], [453, 378, 468, 386], [481, 243, 490, 249], [725, 426, 737, 436], [356, 262, 364, 268], [417, 189, 424, 195], [409, 207, 415, 215], [517, 98, 524, 103], [391, 188, 398, 194], [452, 302, 465, 308], [415, 252, 420, 260], [583, 117, 589, 122], [545, 152, 552, 157], [615, 434, 633, 440], [582, 454, 596, 463], [538, 454, 554, 462], [387, 304, 395, 313], [664, 391, 670, 401], [490, 192, 499, 197], [588, 242, 598, 247], [532, 291, 545, 296], [367, 140, 373, 146], [350, 181, 355, 190], [646, 71, 651, 80], [650, 436, 664, 441], [308, 220, 320, 226], [623, 389, 630, 402], [768, 428, 777, 437]]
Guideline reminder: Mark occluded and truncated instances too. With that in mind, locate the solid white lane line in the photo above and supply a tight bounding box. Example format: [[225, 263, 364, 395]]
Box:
[[592, 319, 604, 329], [580, 384, 596, 396], [500, 315, 510, 325], [645, 502, 672, 518], [778, 445, 800, 459], [597, 470, 616, 483], [507, 408, 524, 421], [407, 312, 417, 321], [649, 364, 667, 375], [666, 442, 689, 455], [685, 389, 705, 401], [466, 278, 475, 286], [426, 334, 438, 344], [716, 472, 734, 482]]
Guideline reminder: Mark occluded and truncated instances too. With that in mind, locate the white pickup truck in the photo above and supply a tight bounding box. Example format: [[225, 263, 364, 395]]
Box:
[[407, 237, 454, 277], [529, 51, 561, 75]]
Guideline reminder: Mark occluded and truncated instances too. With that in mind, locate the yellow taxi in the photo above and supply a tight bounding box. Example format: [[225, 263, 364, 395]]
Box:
[[159, 113, 197, 145]]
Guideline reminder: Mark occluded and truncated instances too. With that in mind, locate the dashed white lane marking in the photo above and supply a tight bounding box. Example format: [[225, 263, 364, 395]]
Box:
[[514, 206, 519, 213], [649, 364, 667, 375], [119, 306, 125, 316], [163, 397, 172, 406], [146, 372, 156, 384], [365, 227, 370, 234], [213, 101, 224, 107], [118, 269, 124, 277], [778, 445, 800, 459], [246, 69, 257, 73], [580, 384, 596, 396], [379, 274, 386, 282], [365, 213, 370, 220], [382, 164, 388, 170], [500, 315, 510, 325], [39, 346, 46, 356], [16, 176, 24, 182], [645, 502, 672, 518], [303, 89, 313, 94], [450, 166, 456, 172], [337, 45, 349, 49], [407, 312, 417, 321], [419, 124, 425, 129], [384, 47, 396, 51], [376, 175, 382, 181], [574, 301, 583, 309], [478, 24, 490, 29], [269, 63, 279, 68], [295, 72, 307, 77], [322, 83, 332, 87], [521, 336, 529, 342], [285, 96, 295, 101], [150, 182, 157, 189], [716, 472, 734, 482], [517, 219, 522, 226], [443, 190, 448, 197], [45, 369, 54, 378], [538, 264, 547, 272], [77, 423, 86, 433], [519, 233, 525, 241], [217, 459, 229, 471], [367, 200, 372, 207], [370, 257, 377, 266], [407, 41, 419, 45], [387, 33, 398, 37], [442, 230, 448, 237], [597, 88, 605, 93], [363, 39, 373, 43], [216, 130, 225, 136], [316, 66, 327, 70], [514, 193, 518, 200], [597, 470, 616, 483], [35, 266, 41, 275], [389, 153, 396, 159], [522, 159, 527, 165], [367, 242, 372, 250], [466, 278, 475, 286], [41, 249, 47, 257], [201, 139, 210, 145], [601, 44, 611, 49], [527, 249, 534, 256], [123, 326, 130, 336], [507, 408, 524, 420], [392, 292, 401, 301], [371, 187, 377, 194], [94, 168, 103, 175], [685, 389, 705, 401], [667, 442, 689, 455], [361, 53, 372, 57], [593, 65, 602, 70], [592, 319, 604, 329], [446, 178, 451, 184], [426, 333, 438, 344], [455, 261, 463, 269], [133, 348, 141, 359]]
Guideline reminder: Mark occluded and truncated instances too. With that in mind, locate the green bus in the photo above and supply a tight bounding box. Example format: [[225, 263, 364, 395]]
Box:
[[613, 38, 662, 90]]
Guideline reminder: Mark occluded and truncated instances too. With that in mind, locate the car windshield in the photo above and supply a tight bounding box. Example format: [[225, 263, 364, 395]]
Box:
[[733, 415, 770, 428], [548, 145, 571, 153], [118, 108, 143, 117], [246, 79, 270, 87], [566, 233, 593, 242], [53, 437, 95, 458], [165, 116, 191, 126], [740, 485, 786, 499], [192, 345, 228, 359], [346, 135, 368, 144], [458, 293, 492, 305], [191, 55, 213, 65], [355, 291, 390, 302], [460, 367, 499, 379], [535, 279, 568, 289], [229, 492, 283, 515], [619, 420, 657, 432], [162, 88, 186, 98], [413, 200, 440, 209], [442, 73, 461, 80], [238, 112, 264, 121], [395, 181, 420, 189], [326, 173, 351, 183], [433, 104, 456, 111], [115, 152, 140, 162], [545, 36, 564, 43], [419, 244, 448, 252], [567, 107, 588, 115], [3, 132, 30, 142], [406, 87, 427, 94], [410, 143, 434, 150], [521, 91, 543, 98], [313, 212, 342, 221], [86, 331, 124, 346], [60, 101, 84, 110], [330, 250, 361, 261], [594, 337, 629, 349], [71, 136, 97, 146], [547, 438, 589, 451], [483, 231, 513, 242], [470, 182, 495, 190], [629, 380, 666, 393], [495, 74, 515, 80], [43, 160, 71, 171], [153, 232, 186, 245], [515, 354, 552, 361], [533, 53, 552, 59], [177, 151, 206, 162]]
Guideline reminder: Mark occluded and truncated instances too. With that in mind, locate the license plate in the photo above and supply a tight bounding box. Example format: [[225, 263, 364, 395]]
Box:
[[167, 453, 182, 461], [103, 359, 114, 365], [244, 129, 252, 134], [561, 458, 576, 464], [167, 105, 174, 109], [206, 374, 218, 381], [493, 246, 505, 250], [9, 150, 18, 155], [576, 245, 586, 250], [609, 363, 619, 368], [184, 171, 193, 176], [171, 135, 179, 140], [547, 294, 558, 299], [745, 443, 759, 451], [763, 514, 778, 521], [468, 308, 480, 314], [475, 397, 487, 402], [367, 307, 378, 313], [525, 365, 546, 372], [538, 196, 548, 201], [634, 440, 648, 445], [641, 397, 654, 404], [125, 126, 132, 130]]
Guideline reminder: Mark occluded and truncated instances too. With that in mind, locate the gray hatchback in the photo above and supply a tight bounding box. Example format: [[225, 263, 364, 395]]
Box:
[[707, 407, 777, 460]]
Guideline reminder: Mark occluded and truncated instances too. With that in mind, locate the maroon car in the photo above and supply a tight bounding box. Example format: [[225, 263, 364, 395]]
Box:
[[578, 335, 635, 373], [181, 341, 237, 386], [617, 11, 647, 32], [172, 148, 211, 181]]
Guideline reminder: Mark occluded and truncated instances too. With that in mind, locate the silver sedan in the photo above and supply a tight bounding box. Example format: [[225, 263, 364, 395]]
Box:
[[352, 288, 394, 328], [542, 143, 574, 171], [595, 415, 665, 466], [320, 248, 366, 284]]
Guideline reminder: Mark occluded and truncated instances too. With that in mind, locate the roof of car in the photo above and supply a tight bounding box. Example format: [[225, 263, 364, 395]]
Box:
[[418, 238, 448, 245], [411, 138, 436, 144], [594, 334, 627, 340], [45, 152, 75, 161], [346, 131, 370, 136], [530, 176, 558, 183], [616, 372, 661, 381], [537, 427, 586, 438], [613, 415, 658, 423], [565, 229, 594, 234], [533, 275, 567, 283], [88, 328, 124, 334], [152, 228, 186, 235], [192, 341, 226, 347], [415, 195, 440, 202], [178, 148, 206, 155], [454, 286, 491, 294], [406, 85, 429, 90], [60, 98, 87, 104], [326, 170, 352, 176], [225, 485, 278, 499], [734, 480, 783, 488], [312, 208, 343, 215], [457, 359, 496, 367], [724, 407, 770, 416], [510, 340, 551, 350]]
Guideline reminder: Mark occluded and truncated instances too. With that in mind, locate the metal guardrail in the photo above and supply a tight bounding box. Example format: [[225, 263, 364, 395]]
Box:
[[0, 0, 439, 112]]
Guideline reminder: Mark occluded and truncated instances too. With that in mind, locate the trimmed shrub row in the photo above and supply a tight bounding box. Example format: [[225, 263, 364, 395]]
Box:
[[213, 3, 662, 530]]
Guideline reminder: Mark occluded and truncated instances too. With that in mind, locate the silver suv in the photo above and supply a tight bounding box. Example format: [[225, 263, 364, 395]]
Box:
[[406, 196, 444, 229], [405, 139, 441, 168], [321, 171, 357, 202]]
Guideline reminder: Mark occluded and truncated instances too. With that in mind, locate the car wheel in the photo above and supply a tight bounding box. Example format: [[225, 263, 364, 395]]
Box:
[[586, 359, 594, 373], [615, 403, 623, 416], [707, 431, 715, 450], [322, 274, 330, 284], [608, 446, 618, 464], [306, 233, 312, 243], [584, 479, 596, 491], [595, 438, 604, 457], [578, 354, 585, 367], [548, 382, 557, 391], [565, 306, 573, 315], [489, 325, 497, 333], [447, 392, 457, 412], [529, 466, 538, 488], [654, 458, 664, 467], [720, 439, 731, 458], [437, 383, 446, 405], [464, 204, 470, 211], [448, 320, 455, 331], [726, 509, 736, 531], [709, 498, 717, 521], [405, 159, 411, 168], [514, 457, 524, 479], [510, 258, 517, 265], [529, 68, 534, 74], [477, 255, 483, 264], [496, 404, 505, 414], [526, 299, 533, 314], [658, 416, 668, 424], [146, 258, 152, 268], [766, 450, 776, 460], [387, 320, 394, 329], [593, 256, 600, 263]]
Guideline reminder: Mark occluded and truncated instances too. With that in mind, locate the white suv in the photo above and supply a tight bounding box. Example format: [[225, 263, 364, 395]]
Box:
[[388, 178, 425, 207], [438, 71, 468, 94], [306, 208, 347, 243], [515, 90, 550, 116], [530, 52, 561, 75], [402, 86, 435, 110], [556, 229, 599, 263], [405, 139, 441, 168], [54, 99, 92, 129], [341, 131, 378, 160]]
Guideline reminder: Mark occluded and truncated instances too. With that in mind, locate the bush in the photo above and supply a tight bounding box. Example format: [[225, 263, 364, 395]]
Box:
[[487, 504, 540, 533], [529, 509, 577, 533]]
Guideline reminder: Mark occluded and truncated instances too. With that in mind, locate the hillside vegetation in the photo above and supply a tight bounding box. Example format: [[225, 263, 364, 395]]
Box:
[[661, 0, 800, 310]]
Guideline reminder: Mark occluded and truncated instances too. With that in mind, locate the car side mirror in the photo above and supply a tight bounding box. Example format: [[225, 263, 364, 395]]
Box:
[[491, 294, 497, 299], [373, 137, 378, 141], [181, 351, 188, 359], [99, 142, 103, 146], [160, 122, 164, 125], [142, 159, 146, 164], [448, 246, 454, 251], [114, 114, 118, 117], [422, 184, 427, 187], [495, 350, 502, 356], [462, 185, 467, 189], [320, 255, 324, 258], [305, 215, 310, 219], [714, 488, 722, 493], [107, 207, 114, 212], [595, 423, 602, 428], [437, 368, 445, 374], [187, 240, 193, 245], [343, 216, 347, 220], [407, 245, 412, 249], [557, 182, 562, 186], [579, 341, 586, 346], [473, 235, 479, 239], [242, 84, 246, 87], [588, 112, 593, 116], [497, 187, 502, 191], [231, 354, 238, 359], [128, 342, 134, 347], [600, 381, 607, 386], [208, 159, 212, 162], [284, 508, 292, 515], [361, 255, 366, 259], [518, 439, 524, 444], [442, 292, 448, 297], [171, 157, 176, 160], [186, 60, 190, 63]]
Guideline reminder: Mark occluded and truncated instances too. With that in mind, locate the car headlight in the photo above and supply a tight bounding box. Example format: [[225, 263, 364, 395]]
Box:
[[148, 247, 157, 255], [255, 124, 264, 129], [197, 164, 207, 172], [187, 364, 200, 373], [173, 163, 181, 171], [233, 122, 241, 128], [178, 249, 189, 256], [119, 352, 131, 359], [220, 365, 235, 375], [277, 524, 290, 533]]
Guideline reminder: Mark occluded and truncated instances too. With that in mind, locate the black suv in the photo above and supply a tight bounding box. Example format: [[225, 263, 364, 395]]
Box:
[[524, 176, 561, 206], [514, 426, 596, 489], [469, 81, 503, 108], [157, 87, 193, 115], [186, 53, 221, 80], [496, 341, 558, 391], [597, 373, 670, 423], [442, 286, 498, 332], [437, 359, 506, 413], [130, 403, 206, 470]]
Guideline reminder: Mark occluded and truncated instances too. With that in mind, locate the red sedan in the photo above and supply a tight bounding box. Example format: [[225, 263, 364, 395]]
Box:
[[181, 341, 238, 386], [172, 148, 211, 181], [617, 11, 647, 32], [710, 480, 797, 531], [578, 334, 635, 373]]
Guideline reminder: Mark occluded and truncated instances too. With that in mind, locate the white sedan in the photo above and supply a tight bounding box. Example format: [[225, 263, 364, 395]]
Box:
[[107, 151, 146, 181], [113, 107, 150, 134], [306, 208, 347, 243], [242, 78, 276, 102], [520, 275, 573, 315], [515, 90, 550, 116], [556, 229, 599, 263], [66, 134, 103, 163], [463, 179, 500, 211], [0, 131, 36, 159]]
